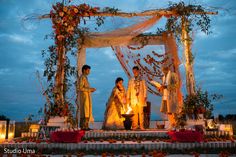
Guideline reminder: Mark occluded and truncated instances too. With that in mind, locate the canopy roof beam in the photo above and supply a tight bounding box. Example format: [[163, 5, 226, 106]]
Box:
[[38, 9, 217, 20]]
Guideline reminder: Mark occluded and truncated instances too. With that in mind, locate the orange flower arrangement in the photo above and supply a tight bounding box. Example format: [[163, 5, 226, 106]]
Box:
[[50, 3, 99, 41]]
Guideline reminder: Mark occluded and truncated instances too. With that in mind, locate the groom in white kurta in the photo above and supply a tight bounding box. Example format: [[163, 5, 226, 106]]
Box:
[[127, 66, 147, 130]]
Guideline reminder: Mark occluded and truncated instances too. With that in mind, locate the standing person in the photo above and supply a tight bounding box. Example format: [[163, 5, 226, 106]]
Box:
[[78, 65, 96, 130], [127, 66, 147, 130], [103, 77, 126, 130], [151, 66, 179, 129]]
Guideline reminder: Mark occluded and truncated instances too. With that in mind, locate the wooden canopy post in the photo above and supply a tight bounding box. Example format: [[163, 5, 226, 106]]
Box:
[[181, 17, 196, 95], [54, 42, 66, 106]]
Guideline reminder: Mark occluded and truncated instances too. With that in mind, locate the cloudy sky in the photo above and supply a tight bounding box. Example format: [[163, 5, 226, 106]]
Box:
[[0, 0, 235, 122]]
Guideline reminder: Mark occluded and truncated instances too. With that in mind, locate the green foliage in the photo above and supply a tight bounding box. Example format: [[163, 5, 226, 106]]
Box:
[[102, 7, 119, 14], [184, 88, 222, 119], [159, 2, 212, 42], [95, 16, 105, 28], [95, 7, 119, 30], [176, 88, 222, 127], [24, 108, 44, 123], [0, 115, 9, 121]]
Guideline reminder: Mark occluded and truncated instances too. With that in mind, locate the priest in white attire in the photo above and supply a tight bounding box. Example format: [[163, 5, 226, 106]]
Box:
[[151, 66, 179, 129]]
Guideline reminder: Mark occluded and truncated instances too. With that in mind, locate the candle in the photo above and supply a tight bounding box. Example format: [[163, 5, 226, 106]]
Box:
[[8, 121, 15, 140], [8, 132, 14, 139], [0, 133, 5, 139], [0, 121, 7, 143]]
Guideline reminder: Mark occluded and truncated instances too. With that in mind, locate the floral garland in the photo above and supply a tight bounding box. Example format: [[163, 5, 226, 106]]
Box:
[[152, 51, 165, 58], [127, 45, 145, 50], [143, 54, 169, 65], [122, 48, 174, 96]]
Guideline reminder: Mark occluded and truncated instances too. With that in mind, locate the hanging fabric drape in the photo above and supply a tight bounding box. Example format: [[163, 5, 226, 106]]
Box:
[[111, 46, 132, 78], [163, 33, 183, 111], [82, 16, 162, 48], [77, 45, 86, 76]]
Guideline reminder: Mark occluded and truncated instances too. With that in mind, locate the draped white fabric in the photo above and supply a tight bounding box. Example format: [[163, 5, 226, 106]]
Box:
[[77, 46, 86, 76], [82, 16, 162, 48]]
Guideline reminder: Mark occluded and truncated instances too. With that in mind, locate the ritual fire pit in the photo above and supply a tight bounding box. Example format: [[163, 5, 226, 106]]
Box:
[[122, 113, 134, 130]]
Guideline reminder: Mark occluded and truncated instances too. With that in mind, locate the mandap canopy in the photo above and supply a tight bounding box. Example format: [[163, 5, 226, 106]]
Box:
[[36, 1, 217, 125]]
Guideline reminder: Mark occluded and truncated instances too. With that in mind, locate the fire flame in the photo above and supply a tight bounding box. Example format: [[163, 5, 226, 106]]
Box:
[[125, 105, 132, 114]]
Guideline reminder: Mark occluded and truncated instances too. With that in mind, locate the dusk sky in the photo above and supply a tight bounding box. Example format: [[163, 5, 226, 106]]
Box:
[[0, 0, 235, 122]]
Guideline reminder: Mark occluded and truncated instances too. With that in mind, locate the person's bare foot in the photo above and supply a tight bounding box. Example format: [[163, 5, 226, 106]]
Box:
[[140, 126, 145, 130], [132, 127, 138, 130]]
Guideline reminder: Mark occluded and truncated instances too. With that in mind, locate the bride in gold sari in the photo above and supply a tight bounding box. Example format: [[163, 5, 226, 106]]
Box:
[[102, 77, 126, 130]]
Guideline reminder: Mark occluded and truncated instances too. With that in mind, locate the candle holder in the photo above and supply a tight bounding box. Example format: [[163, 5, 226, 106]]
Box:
[[8, 121, 15, 140], [122, 114, 134, 130], [0, 121, 6, 143]]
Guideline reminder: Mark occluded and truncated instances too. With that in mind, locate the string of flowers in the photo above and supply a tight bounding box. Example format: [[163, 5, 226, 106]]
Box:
[[152, 51, 165, 58], [119, 47, 175, 96], [127, 44, 146, 50], [143, 54, 169, 65]]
